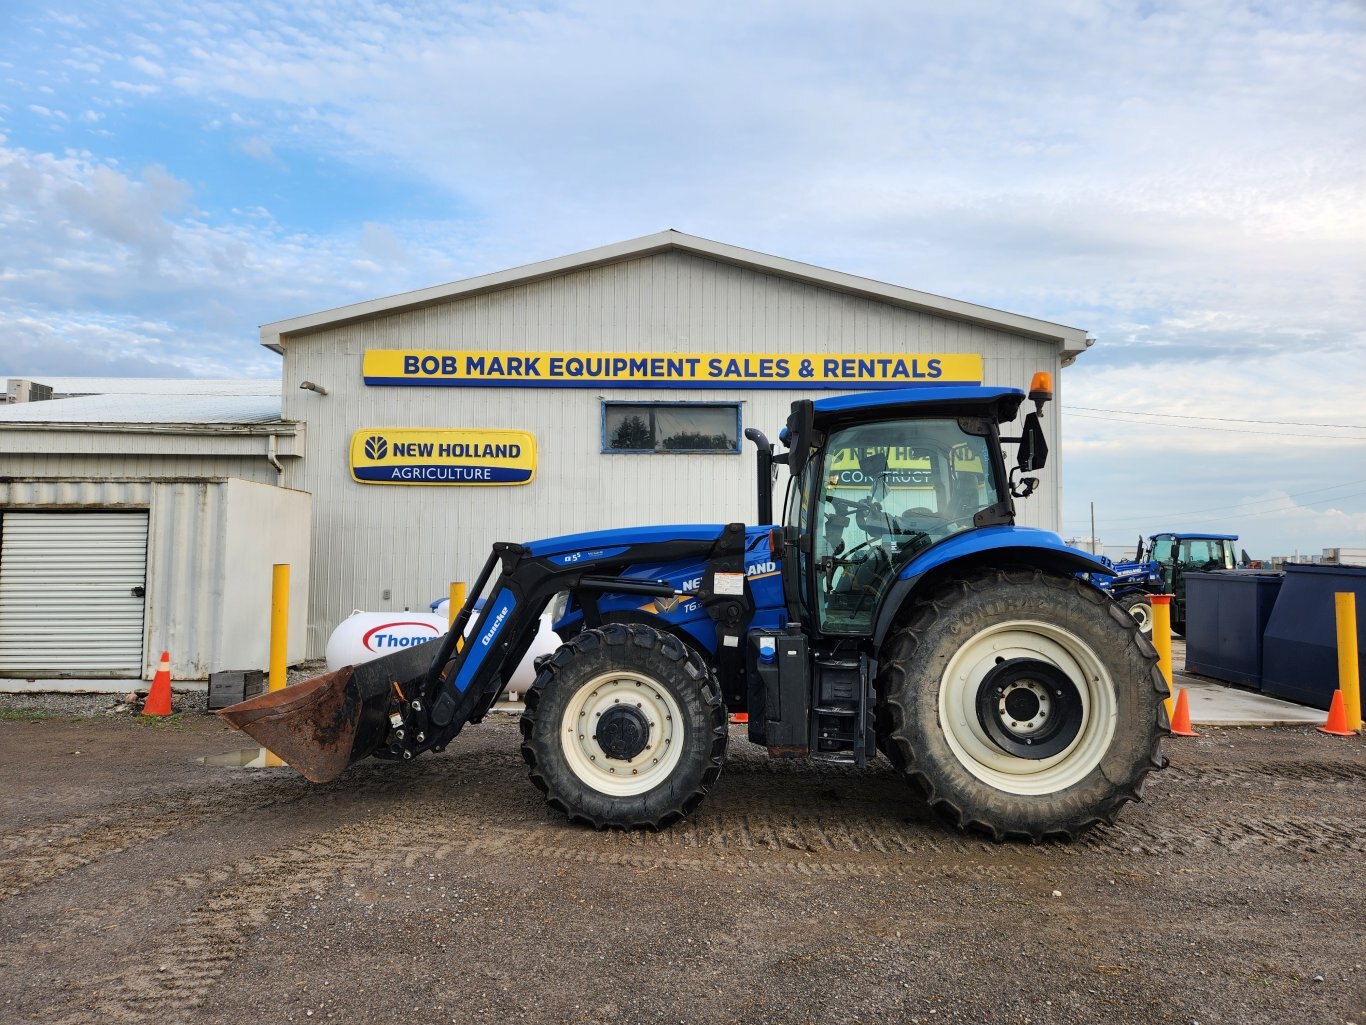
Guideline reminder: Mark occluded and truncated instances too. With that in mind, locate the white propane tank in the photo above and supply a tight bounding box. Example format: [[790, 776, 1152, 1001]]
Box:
[[325, 612, 450, 671], [325, 605, 562, 700], [430, 598, 561, 698]]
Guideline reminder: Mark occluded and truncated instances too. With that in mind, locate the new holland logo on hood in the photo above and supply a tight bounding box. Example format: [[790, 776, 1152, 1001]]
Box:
[[351, 429, 536, 486]]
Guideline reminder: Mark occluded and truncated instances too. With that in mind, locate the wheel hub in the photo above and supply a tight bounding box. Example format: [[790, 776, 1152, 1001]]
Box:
[[560, 671, 684, 797], [594, 704, 651, 760], [976, 658, 1084, 760]]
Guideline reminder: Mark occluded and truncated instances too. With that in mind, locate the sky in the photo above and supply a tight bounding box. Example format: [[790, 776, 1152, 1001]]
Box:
[[1, 0, 1363, 558]]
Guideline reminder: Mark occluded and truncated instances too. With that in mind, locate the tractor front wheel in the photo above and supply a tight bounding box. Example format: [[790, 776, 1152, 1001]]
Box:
[[1117, 592, 1154, 635], [879, 568, 1168, 842], [520, 623, 726, 829]]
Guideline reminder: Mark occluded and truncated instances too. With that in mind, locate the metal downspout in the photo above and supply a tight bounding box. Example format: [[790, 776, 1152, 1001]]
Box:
[[267, 433, 284, 480]]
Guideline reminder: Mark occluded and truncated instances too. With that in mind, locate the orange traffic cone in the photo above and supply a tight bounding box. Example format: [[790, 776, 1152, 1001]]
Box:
[[141, 651, 173, 716], [1169, 688, 1198, 737], [729, 712, 750, 725], [1318, 690, 1357, 737]]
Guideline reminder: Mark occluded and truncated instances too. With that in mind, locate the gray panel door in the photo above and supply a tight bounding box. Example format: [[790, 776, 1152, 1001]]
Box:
[[0, 511, 148, 677]]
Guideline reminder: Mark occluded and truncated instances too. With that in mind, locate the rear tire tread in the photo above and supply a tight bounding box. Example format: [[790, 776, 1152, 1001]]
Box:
[[880, 567, 1169, 843]]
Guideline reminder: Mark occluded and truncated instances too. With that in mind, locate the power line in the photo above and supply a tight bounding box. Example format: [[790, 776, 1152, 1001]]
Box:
[[1071, 478, 1366, 527], [1068, 489, 1366, 532], [1067, 406, 1366, 430], [1067, 412, 1364, 440], [1167, 488, 1366, 526]]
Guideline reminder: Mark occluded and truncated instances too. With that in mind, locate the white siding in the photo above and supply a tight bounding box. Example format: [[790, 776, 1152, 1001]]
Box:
[[281, 250, 1064, 654], [0, 478, 311, 680], [1, 453, 280, 483], [0, 511, 148, 676], [0, 427, 300, 485]]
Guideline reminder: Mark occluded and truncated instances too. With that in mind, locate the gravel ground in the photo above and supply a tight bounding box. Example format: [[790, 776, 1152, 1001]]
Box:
[[0, 701, 1361, 1025]]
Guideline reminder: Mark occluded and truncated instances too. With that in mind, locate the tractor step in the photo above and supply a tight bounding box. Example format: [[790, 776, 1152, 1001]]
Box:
[[810, 751, 857, 766], [810, 655, 874, 767]]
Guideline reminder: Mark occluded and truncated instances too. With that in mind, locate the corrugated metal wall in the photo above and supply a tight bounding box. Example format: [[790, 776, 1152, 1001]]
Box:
[[1, 453, 279, 483], [0, 479, 229, 679], [282, 250, 1066, 655], [0, 427, 290, 485], [0, 511, 149, 676]]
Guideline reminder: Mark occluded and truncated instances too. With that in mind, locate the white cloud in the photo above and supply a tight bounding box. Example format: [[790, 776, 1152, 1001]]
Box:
[[128, 55, 166, 79], [1061, 354, 1366, 556], [238, 135, 278, 163], [0, 140, 465, 380]]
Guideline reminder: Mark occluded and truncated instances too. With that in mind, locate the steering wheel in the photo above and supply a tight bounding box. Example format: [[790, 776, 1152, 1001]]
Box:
[[826, 493, 893, 537], [898, 506, 950, 528]]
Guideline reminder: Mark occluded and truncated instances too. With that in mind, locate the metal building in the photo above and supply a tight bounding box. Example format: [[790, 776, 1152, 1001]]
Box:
[[264, 231, 1090, 655], [0, 386, 310, 681]]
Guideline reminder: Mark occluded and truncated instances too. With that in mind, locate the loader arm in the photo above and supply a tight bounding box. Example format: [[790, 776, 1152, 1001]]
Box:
[[219, 524, 752, 781]]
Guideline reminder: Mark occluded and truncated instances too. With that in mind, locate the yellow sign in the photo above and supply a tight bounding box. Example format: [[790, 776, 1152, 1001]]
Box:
[[350, 429, 536, 486], [828, 444, 983, 489], [363, 350, 982, 389]]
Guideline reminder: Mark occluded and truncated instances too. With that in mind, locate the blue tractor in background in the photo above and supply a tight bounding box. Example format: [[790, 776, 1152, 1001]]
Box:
[[223, 374, 1167, 843], [1092, 533, 1244, 636]]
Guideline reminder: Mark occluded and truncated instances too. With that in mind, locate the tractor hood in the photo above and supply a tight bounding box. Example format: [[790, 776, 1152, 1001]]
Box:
[[523, 524, 729, 561]]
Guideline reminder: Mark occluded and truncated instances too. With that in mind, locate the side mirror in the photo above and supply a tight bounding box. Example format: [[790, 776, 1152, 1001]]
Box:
[[783, 399, 818, 471], [1016, 411, 1049, 472]]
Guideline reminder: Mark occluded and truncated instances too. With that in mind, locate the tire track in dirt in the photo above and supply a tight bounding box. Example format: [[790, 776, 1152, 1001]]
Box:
[[1076, 813, 1366, 857], [0, 750, 517, 904], [47, 763, 1366, 1024], [0, 779, 246, 855], [1159, 760, 1366, 787], [0, 785, 309, 901], [51, 803, 445, 1025]]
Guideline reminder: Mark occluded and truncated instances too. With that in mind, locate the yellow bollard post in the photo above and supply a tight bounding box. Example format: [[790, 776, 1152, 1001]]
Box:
[[1151, 594, 1174, 721], [1336, 592, 1362, 732], [269, 563, 289, 693], [450, 581, 466, 651]]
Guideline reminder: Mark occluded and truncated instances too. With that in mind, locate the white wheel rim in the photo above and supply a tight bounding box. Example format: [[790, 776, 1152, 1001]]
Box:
[[1128, 601, 1152, 633], [937, 620, 1118, 796], [560, 670, 685, 796]]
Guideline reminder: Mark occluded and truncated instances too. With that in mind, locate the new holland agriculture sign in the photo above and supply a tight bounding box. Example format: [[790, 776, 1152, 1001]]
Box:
[[350, 429, 536, 486], [363, 350, 982, 389]]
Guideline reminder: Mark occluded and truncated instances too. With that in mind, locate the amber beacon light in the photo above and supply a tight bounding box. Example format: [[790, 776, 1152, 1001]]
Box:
[[1028, 371, 1054, 412]]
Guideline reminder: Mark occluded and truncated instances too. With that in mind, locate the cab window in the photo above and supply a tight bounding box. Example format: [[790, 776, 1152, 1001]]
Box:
[[812, 419, 1002, 636]]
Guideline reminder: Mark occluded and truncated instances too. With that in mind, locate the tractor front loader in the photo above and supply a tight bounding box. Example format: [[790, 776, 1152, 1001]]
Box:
[[221, 375, 1168, 842]]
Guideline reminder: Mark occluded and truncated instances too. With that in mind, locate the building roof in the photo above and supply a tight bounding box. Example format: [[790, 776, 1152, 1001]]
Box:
[[0, 392, 283, 426], [26, 376, 280, 398], [260, 230, 1092, 355]]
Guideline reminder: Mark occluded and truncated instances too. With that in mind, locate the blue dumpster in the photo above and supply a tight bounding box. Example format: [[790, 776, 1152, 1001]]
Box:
[[1184, 570, 1283, 689], [1260, 565, 1366, 710]]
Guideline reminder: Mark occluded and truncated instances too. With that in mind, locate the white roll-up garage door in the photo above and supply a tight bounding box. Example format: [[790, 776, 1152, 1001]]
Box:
[[0, 511, 148, 676]]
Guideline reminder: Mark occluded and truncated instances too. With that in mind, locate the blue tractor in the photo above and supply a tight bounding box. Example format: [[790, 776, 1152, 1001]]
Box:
[[1092, 533, 1243, 636], [222, 375, 1167, 842]]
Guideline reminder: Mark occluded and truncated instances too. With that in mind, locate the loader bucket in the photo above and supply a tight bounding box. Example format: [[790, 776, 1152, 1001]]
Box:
[[217, 638, 444, 783]]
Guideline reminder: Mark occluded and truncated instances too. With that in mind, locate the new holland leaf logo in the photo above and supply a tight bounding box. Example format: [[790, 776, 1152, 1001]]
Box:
[[365, 436, 388, 461]]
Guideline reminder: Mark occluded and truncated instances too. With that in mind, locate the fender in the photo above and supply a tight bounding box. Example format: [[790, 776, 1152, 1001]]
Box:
[[871, 526, 1109, 646]]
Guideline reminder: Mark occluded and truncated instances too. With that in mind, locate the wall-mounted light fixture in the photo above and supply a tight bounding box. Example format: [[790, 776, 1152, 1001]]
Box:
[[299, 381, 328, 395]]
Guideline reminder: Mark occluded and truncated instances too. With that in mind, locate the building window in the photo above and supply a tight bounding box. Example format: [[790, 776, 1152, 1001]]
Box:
[[602, 402, 741, 454]]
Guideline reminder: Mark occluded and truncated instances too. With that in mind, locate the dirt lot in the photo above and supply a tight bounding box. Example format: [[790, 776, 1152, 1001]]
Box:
[[0, 703, 1361, 1025]]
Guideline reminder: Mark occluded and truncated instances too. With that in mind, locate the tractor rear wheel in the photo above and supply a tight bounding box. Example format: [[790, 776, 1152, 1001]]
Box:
[[1117, 592, 1153, 635], [519, 623, 727, 830], [879, 568, 1168, 842]]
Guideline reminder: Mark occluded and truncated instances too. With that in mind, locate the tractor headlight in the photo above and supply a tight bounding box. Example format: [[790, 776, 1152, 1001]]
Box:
[[548, 590, 570, 625]]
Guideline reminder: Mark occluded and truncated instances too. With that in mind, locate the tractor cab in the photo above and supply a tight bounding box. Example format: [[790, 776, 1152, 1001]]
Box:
[[1141, 532, 1240, 633], [777, 382, 1062, 641], [781, 387, 1026, 637]]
